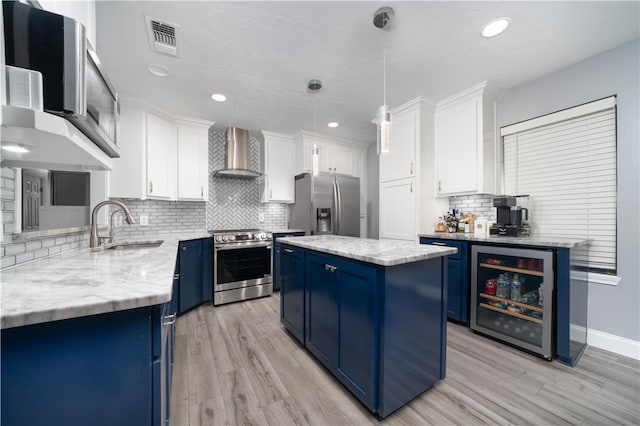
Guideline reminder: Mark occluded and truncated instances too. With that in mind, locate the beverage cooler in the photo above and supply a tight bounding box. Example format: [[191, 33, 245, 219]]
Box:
[[471, 245, 554, 359]]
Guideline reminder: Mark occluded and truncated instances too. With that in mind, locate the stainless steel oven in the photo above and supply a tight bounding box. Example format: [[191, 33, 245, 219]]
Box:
[[212, 230, 273, 305]]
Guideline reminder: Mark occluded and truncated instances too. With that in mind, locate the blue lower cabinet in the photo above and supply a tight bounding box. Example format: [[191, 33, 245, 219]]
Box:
[[334, 256, 378, 411], [282, 243, 446, 418], [419, 238, 469, 324], [305, 253, 338, 368], [273, 232, 305, 291], [1, 301, 175, 426], [280, 245, 306, 344], [177, 238, 213, 316]]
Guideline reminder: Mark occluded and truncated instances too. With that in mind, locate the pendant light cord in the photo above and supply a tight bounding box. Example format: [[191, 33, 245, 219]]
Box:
[[383, 44, 387, 107]]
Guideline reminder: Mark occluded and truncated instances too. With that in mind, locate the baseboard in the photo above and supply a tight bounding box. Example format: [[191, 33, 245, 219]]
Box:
[[587, 328, 640, 360]]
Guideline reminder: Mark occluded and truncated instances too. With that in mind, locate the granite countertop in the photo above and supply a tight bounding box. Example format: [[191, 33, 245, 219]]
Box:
[[278, 235, 457, 266], [0, 232, 211, 329], [418, 232, 591, 248], [264, 228, 306, 234]]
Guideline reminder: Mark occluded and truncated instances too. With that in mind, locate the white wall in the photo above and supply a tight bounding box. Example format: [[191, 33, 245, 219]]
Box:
[[496, 39, 640, 346]]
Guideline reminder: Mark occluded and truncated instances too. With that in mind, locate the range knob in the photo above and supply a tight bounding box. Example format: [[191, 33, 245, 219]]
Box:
[[256, 232, 266, 240], [222, 235, 229, 242], [215, 236, 223, 242]]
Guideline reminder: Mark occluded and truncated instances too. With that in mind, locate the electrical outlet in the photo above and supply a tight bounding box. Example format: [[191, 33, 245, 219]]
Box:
[[258, 213, 265, 223], [139, 215, 149, 226]]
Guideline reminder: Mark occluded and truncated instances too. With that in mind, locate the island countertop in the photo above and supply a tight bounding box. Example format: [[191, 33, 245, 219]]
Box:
[[278, 235, 457, 266], [0, 232, 211, 329]]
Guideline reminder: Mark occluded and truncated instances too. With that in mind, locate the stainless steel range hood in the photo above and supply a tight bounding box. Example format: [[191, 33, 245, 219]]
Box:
[[213, 127, 262, 179]]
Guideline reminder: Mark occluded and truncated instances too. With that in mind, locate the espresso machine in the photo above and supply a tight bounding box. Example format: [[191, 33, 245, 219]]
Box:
[[489, 196, 531, 237]]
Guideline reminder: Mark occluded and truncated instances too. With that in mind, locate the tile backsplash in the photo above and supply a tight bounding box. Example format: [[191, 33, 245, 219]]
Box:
[[448, 194, 496, 219], [110, 199, 206, 238]]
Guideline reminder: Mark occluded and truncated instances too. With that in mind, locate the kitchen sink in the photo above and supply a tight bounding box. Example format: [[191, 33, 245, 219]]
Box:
[[104, 240, 164, 250]]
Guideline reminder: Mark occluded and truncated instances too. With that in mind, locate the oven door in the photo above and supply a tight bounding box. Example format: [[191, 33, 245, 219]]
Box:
[[214, 242, 272, 292]]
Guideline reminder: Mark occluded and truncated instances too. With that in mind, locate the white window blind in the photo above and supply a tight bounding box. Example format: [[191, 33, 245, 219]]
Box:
[[502, 97, 617, 273]]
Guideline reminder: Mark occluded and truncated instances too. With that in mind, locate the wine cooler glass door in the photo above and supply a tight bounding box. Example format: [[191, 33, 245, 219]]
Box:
[[471, 245, 555, 359]]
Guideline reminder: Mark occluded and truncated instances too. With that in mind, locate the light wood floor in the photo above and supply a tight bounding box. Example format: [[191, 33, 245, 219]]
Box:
[[170, 294, 640, 426]]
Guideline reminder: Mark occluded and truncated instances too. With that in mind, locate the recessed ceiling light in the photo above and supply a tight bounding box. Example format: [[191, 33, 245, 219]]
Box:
[[146, 63, 170, 77], [327, 122, 339, 128], [210, 93, 227, 102], [2, 144, 30, 153], [481, 17, 510, 38]]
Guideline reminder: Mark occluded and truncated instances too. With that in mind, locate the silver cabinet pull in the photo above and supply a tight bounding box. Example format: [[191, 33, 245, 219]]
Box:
[[438, 180, 442, 192], [270, 189, 273, 198], [284, 248, 294, 253], [181, 246, 187, 251], [163, 313, 177, 326], [149, 181, 153, 194], [324, 264, 337, 272], [431, 242, 447, 246], [173, 274, 180, 280], [410, 182, 413, 193], [201, 186, 203, 197], [410, 162, 414, 175]]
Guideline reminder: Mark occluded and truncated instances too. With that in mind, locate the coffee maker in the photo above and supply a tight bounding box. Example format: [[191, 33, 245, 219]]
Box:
[[490, 196, 531, 237]]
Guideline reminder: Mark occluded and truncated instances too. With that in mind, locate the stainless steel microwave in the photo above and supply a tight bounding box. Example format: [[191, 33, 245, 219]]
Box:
[[3, 1, 120, 158]]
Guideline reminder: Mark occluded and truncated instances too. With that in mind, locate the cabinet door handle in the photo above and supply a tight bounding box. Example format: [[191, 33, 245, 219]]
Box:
[[173, 274, 180, 280], [410, 162, 414, 175], [163, 313, 177, 326], [149, 181, 153, 194], [410, 182, 413, 193], [201, 186, 203, 197], [431, 242, 447, 246], [438, 180, 442, 192], [284, 248, 294, 253], [182, 246, 187, 251], [270, 189, 273, 198], [324, 264, 337, 272]]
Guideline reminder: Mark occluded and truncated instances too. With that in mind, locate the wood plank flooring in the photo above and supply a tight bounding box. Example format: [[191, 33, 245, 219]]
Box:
[[170, 294, 640, 425]]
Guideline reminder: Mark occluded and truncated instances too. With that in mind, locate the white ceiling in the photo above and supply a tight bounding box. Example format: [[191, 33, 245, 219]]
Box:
[[95, 1, 639, 144]]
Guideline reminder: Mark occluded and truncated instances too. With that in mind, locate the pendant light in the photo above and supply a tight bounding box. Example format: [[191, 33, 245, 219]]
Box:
[[374, 6, 394, 155], [308, 79, 322, 175]]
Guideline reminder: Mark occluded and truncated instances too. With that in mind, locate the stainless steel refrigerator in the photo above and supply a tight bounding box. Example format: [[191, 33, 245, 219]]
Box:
[[289, 173, 360, 237]]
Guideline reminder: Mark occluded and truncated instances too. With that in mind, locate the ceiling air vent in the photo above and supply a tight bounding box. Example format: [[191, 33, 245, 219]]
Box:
[[145, 15, 181, 57]]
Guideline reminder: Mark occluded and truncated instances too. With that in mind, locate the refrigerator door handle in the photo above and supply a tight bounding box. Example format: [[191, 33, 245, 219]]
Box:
[[333, 178, 341, 235]]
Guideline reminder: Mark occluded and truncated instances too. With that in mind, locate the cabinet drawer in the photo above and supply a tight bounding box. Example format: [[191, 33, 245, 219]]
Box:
[[419, 238, 464, 261]]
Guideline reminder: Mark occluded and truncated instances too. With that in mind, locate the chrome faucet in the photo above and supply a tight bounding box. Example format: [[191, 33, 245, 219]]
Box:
[[90, 199, 135, 248]]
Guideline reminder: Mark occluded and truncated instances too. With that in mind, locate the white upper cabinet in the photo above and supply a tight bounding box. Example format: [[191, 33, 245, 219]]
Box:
[[380, 178, 416, 241], [261, 131, 295, 203], [379, 108, 418, 182], [435, 81, 496, 196], [109, 100, 213, 201], [294, 132, 367, 178], [177, 120, 210, 201], [146, 112, 175, 199]]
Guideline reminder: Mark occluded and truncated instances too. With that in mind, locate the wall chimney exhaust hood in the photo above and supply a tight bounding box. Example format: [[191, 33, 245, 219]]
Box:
[[213, 127, 262, 179]]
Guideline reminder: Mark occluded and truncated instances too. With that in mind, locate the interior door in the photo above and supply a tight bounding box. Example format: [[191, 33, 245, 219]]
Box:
[[22, 171, 41, 231]]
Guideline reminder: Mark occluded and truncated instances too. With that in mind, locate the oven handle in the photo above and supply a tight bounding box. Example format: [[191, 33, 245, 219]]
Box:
[[214, 241, 273, 251]]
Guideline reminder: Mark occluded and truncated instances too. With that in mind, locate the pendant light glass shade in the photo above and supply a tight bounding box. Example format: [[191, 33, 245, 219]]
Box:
[[377, 105, 391, 155], [312, 144, 320, 176]]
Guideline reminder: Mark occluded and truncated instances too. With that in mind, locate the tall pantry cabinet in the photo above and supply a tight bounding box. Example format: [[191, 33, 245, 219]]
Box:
[[379, 97, 446, 241]]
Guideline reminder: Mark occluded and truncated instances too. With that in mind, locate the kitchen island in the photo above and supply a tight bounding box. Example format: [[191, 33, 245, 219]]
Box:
[[0, 232, 210, 426], [277, 235, 456, 419]]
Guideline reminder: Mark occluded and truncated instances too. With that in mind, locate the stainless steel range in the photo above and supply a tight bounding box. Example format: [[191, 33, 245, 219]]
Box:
[[210, 229, 273, 305]]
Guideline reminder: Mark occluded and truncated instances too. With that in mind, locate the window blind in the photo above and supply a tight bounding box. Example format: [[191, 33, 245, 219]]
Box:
[[502, 98, 617, 273]]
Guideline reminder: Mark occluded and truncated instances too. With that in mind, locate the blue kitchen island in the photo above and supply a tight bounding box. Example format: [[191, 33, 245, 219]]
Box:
[[277, 235, 457, 419]]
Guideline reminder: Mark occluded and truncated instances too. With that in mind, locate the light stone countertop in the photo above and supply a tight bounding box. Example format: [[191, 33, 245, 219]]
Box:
[[0, 232, 211, 329], [418, 232, 591, 248], [278, 235, 457, 267], [264, 228, 306, 234]]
